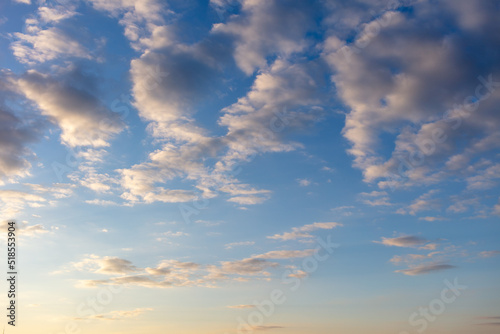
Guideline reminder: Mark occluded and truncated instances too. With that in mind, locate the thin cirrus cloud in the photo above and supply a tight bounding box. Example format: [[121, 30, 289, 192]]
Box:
[[395, 264, 457, 276], [73, 308, 153, 321], [375, 235, 429, 248], [268, 222, 342, 241]]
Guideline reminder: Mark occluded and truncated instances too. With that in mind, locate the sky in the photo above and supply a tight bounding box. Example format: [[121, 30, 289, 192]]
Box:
[[0, 0, 500, 333]]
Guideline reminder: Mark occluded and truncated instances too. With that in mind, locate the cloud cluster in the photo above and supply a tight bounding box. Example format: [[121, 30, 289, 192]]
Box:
[[378, 234, 468, 276], [323, 0, 500, 189], [69, 245, 320, 288]]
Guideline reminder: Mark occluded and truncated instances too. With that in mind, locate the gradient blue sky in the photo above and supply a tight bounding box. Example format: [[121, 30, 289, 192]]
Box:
[[0, 0, 499, 333]]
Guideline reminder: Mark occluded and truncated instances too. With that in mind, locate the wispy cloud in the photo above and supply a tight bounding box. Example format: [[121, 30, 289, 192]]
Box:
[[268, 222, 342, 241]]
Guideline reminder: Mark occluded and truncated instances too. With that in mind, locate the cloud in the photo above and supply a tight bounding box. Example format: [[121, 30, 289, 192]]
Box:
[[73, 308, 153, 321], [297, 178, 311, 187], [375, 236, 429, 248], [213, 0, 318, 74], [268, 222, 342, 241], [219, 258, 279, 276], [71, 255, 139, 275], [419, 216, 448, 222], [16, 69, 124, 148], [323, 0, 500, 189], [0, 183, 75, 219], [395, 264, 456, 276], [447, 197, 480, 213], [359, 190, 392, 206], [227, 304, 256, 309], [225, 241, 255, 249], [0, 75, 44, 184], [85, 199, 120, 206], [0, 190, 46, 219], [0, 220, 51, 237], [11, 28, 91, 64], [13, 0, 31, 4], [71, 254, 279, 289], [397, 190, 440, 215], [466, 163, 500, 190], [87, 0, 165, 51], [253, 326, 285, 331], [38, 6, 78, 23], [254, 249, 316, 259], [479, 250, 500, 258]]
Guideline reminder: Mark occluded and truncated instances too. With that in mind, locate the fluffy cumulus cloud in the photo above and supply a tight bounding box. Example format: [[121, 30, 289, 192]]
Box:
[[323, 0, 500, 189]]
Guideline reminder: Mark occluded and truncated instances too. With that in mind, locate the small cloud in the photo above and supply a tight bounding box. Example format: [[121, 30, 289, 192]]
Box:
[[359, 191, 392, 206], [375, 235, 429, 248], [297, 178, 311, 187], [254, 249, 316, 259], [479, 250, 500, 258], [253, 325, 285, 331], [100, 229, 109, 233], [227, 304, 256, 309], [73, 308, 153, 321], [395, 264, 456, 276], [85, 199, 119, 206], [225, 241, 255, 249], [195, 220, 222, 227], [419, 216, 448, 222], [268, 222, 342, 241]]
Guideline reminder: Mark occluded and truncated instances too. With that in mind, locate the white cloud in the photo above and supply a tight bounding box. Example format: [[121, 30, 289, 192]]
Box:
[[225, 241, 255, 249], [11, 28, 91, 64], [38, 6, 78, 23], [297, 178, 311, 187], [268, 222, 342, 241]]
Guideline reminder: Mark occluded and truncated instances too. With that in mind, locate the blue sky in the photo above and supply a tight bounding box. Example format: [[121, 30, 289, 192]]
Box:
[[0, 0, 500, 333]]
